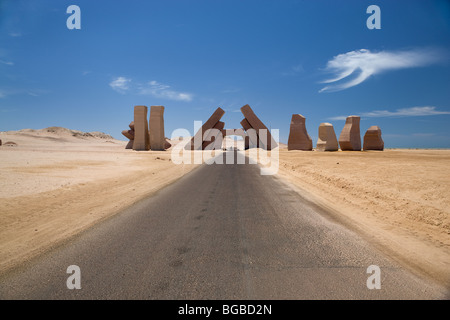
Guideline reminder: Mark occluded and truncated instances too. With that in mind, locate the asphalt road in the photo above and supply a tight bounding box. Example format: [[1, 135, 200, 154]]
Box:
[[0, 152, 447, 299]]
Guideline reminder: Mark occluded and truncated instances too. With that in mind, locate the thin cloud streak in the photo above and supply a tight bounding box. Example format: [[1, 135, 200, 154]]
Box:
[[139, 80, 193, 102], [319, 48, 444, 92], [0, 59, 14, 66], [109, 77, 131, 94], [109, 77, 193, 101], [329, 106, 450, 120]]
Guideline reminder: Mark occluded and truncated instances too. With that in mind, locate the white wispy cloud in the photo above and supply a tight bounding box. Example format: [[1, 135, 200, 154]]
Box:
[[0, 59, 14, 66], [9, 32, 22, 37], [360, 106, 450, 118], [109, 77, 131, 94], [329, 106, 450, 120], [319, 48, 443, 92], [109, 77, 193, 101], [139, 80, 193, 102]]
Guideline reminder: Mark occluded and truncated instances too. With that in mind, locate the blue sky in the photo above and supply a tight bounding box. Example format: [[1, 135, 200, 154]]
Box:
[[0, 0, 449, 148]]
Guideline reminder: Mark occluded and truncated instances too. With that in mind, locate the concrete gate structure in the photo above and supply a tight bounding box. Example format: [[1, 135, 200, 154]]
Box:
[[121, 104, 277, 152], [185, 104, 277, 151]]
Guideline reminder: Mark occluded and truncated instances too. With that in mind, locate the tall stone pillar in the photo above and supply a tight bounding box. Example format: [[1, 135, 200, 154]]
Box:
[[149, 106, 166, 151], [133, 105, 150, 151]]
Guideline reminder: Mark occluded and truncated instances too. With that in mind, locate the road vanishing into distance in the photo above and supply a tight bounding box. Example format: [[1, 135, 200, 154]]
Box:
[[0, 152, 447, 299]]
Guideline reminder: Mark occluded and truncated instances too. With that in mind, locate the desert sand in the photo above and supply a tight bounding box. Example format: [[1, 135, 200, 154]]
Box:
[[1, 128, 449, 288], [276, 148, 450, 286], [0, 128, 198, 274]]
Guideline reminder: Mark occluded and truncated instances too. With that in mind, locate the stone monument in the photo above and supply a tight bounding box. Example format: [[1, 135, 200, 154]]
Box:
[[363, 126, 384, 151], [240, 104, 277, 150], [339, 116, 361, 151], [121, 121, 135, 149], [186, 107, 225, 150], [133, 106, 150, 151], [316, 123, 338, 151], [149, 106, 166, 151], [287, 114, 312, 151], [202, 121, 225, 150], [240, 118, 259, 148]]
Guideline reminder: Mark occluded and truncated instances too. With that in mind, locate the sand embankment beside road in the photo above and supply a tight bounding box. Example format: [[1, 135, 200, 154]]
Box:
[[0, 128, 198, 274], [277, 149, 450, 286]]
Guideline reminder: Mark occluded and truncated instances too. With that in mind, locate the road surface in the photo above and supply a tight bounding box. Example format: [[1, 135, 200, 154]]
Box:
[[0, 152, 447, 299]]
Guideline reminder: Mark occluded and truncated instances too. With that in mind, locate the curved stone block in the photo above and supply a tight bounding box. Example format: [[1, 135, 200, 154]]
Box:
[[316, 123, 338, 152], [121, 129, 134, 141]]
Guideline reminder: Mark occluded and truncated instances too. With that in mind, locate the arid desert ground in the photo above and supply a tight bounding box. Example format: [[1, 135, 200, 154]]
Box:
[[0, 127, 449, 288], [277, 149, 450, 286]]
